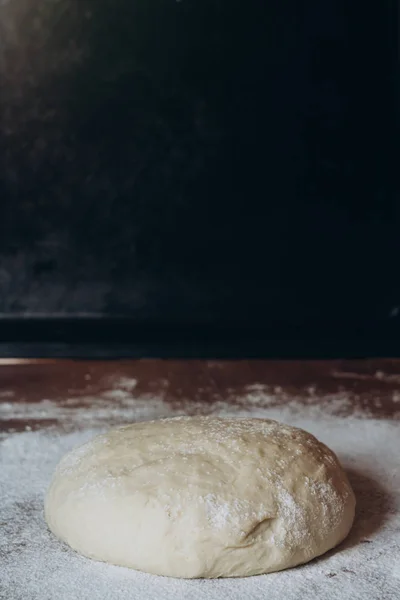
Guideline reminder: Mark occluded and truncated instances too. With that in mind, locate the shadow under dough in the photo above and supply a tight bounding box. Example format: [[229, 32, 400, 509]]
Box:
[[313, 464, 395, 569], [339, 466, 395, 550]]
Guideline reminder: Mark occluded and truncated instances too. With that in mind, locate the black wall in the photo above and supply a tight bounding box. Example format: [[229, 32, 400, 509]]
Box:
[[0, 1, 397, 343]]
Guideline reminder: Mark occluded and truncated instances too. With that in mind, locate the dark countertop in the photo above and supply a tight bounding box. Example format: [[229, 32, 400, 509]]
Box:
[[1, 358, 399, 599], [1, 358, 399, 434]]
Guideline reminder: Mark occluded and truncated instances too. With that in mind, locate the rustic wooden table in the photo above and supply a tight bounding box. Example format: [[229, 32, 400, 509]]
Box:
[[1, 358, 399, 434], [1, 359, 399, 600]]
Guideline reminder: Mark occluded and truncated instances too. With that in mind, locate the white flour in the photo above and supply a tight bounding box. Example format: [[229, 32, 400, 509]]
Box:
[[1, 383, 399, 600]]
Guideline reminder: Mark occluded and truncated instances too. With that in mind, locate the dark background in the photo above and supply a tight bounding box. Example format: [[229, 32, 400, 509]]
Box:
[[0, 1, 398, 356]]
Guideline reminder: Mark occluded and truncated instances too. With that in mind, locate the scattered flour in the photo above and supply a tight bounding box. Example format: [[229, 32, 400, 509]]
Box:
[[0, 380, 399, 599]]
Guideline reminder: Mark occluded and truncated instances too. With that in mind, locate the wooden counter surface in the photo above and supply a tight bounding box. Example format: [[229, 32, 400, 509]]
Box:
[[1, 359, 399, 600], [1, 358, 399, 433]]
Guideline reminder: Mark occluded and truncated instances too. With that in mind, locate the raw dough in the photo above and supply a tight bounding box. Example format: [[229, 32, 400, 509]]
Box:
[[45, 417, 355, 578]]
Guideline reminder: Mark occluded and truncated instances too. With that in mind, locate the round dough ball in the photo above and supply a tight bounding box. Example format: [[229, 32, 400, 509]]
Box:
[[45, 417, 355, 578]]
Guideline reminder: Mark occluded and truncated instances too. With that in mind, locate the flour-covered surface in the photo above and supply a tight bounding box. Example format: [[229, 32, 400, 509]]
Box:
[[1, 360, 400, 599]]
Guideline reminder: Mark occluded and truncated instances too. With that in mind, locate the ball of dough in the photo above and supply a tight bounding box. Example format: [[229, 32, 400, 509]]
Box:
[[45, 417, 355, 578]]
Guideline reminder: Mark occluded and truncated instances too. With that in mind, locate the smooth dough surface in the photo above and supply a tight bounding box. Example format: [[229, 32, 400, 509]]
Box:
[[45, 417, 355, 578]]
